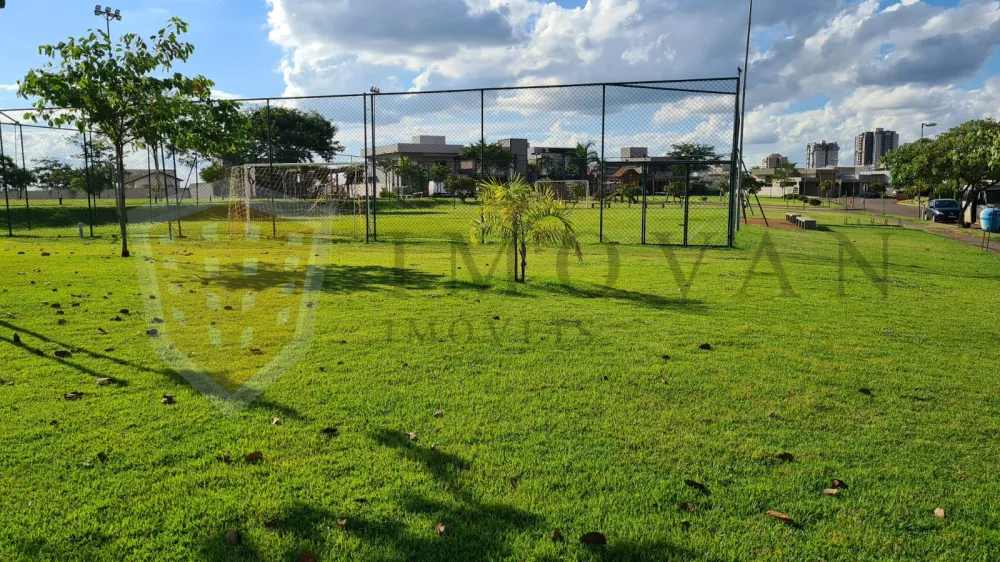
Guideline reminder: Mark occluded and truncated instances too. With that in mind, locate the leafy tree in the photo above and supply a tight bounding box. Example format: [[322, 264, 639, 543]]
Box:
[[666, 143, 717, 174], [227, 106, 343, 165], [666, 181, 685, 204], [446, 175, 478, 201], [820, 179, 835, 207], [742, 172, 764, 195], [772, 161, 800, 201], [459, 141, 514, 177], [395, 157, 427, 193], [537, 155, 554, 178], [471, 176, 581, 283], [32, 158, 77, 197], [869, 182, 887, 214], [0, 155, 34, 197], [375, 157, 397, 193], [717, 177, 730, 201], [936, 119, 1000, 217], [200, 163, 227, 183], [20, 18, 243, 257], [343, 163, 365, 186], [428, 164, 452, 183], [881, 138, 943, 202], [619, 182, 640, 207]]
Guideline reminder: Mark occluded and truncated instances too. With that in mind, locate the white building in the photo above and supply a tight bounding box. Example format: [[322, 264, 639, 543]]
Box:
[[806, 141, 840, 168]]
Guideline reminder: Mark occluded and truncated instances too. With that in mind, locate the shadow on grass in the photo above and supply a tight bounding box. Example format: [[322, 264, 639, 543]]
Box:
[[328, 428, 539, 561], [323, 265, 446, 294], [0, 319, 178, 384], [541, 281, 710, 312]]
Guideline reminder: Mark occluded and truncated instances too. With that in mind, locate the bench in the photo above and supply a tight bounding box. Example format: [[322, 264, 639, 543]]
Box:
[[795, 216, 817, 230], [786, 212, 801, 224]]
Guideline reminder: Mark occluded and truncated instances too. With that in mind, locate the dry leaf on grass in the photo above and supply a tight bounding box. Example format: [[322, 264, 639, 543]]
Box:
[[435, 523, 447, 535], [767, 511, 795, 525], [433, 410, 443, 418], [831, 479, 848, 489], [823, 488, 839, 496], [297, 554, 317, 562], [551, 529, 563, 542], [934, 508, 946, 520], [161, 395, 175, 405], [337, 519, 347, 529], [244, 451, 264, 464], [63, 392, 83, 400], [406, 432, 418, 441]]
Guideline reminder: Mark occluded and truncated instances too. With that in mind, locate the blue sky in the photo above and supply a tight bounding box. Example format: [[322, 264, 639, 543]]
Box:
[[1, 0, 999, 167]]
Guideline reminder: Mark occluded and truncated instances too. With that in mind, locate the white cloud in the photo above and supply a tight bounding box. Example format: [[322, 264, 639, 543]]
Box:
[[263, 0, 1000, 165]]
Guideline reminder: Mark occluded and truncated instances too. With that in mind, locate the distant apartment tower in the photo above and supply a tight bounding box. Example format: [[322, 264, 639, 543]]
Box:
[[854, 128, 899, 167], [761, 153, 789, 169], [806, 141, 839, 168]]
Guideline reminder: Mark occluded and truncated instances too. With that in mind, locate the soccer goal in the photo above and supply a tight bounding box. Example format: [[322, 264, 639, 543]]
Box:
[[225, 162, 365, 236]]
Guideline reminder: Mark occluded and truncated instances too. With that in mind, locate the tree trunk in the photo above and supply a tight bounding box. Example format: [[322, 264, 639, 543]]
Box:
[[115, 145, 130, 258], [520, 240, 527, 282]]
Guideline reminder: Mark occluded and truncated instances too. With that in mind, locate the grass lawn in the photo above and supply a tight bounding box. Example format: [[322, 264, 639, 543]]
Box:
[[2, 210, 1000, 561]]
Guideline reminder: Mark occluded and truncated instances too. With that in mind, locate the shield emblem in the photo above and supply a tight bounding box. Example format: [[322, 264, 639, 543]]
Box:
[[128, 201, 331, 411]]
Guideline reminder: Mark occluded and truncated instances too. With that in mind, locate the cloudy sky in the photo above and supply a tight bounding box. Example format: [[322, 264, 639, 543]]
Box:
[[1, 0, 998, 167]]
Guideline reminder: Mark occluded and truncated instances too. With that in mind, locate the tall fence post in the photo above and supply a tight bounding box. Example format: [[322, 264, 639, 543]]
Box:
[[146, 146, 154, 224], [19, 124, 30, 231], [641, 162, 647, 245], [362, 93, 370, 243], [480, 89, 486, 244], [600, 85, 606, 244], [266, 99, 276, 238], [1, 123, 11, 236], [82, 132, 95, 237], [172, 151, 183, 237], [194, 155, 199, 209], [729, 70, 742, 247], [370, 90, 378, 241], [683, 163, 691, 247]]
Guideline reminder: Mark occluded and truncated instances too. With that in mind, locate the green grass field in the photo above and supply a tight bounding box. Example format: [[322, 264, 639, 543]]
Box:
[[2, 208, 1000, 561]]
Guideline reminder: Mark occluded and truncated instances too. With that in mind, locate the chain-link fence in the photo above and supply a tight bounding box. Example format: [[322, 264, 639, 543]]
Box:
[[0, 77, 741, 246]]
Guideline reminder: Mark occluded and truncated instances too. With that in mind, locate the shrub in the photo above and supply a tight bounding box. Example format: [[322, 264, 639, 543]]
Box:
[[798, 195, 809, 202], [782, 193, 799, 200], [379, 189, 394, 199], [808, 198, 822, 206]]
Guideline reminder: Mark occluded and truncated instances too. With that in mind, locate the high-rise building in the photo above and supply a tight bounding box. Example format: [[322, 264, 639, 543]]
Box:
[[761, 153, 789, 169], [854, 128, 899, 167], [806, 141, 839, 168]]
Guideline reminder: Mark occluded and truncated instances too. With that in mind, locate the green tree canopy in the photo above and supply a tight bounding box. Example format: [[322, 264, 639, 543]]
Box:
[[0, 155, 34, 193], [225, 106, 343, 165], [459, 141, 515, 177], [428, 164, 452, 183], [19, 17, 243, 256]]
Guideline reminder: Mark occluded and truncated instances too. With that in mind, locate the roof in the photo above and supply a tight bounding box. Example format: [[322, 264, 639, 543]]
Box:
[[613, 168, 641, 178], [123, 169, 181, 183], [369, 142, 464, 158]]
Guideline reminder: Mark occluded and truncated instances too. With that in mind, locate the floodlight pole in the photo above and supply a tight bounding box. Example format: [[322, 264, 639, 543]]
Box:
[[737, 0, 754, 233], [919, 122, 936, 218], [94, 6, 123, 58]]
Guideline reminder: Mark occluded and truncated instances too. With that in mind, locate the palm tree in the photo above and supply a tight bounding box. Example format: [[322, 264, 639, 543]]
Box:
[[471, 176, 582, 283], [376, 157, 398, 195], [570, 141, 602, 190]]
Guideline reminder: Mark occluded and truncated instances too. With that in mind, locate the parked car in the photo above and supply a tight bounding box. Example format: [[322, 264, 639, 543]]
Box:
[[924, 199, 961, 222]]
